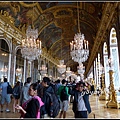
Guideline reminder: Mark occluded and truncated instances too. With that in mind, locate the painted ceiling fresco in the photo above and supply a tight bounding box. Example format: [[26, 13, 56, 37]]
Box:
[[39, 23, 62, 50], [0, 2, 104, 72], [39, 2, 75, 11]]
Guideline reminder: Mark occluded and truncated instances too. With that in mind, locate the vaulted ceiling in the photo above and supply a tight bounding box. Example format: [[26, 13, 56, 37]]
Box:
[[0, 2, 118, 75]]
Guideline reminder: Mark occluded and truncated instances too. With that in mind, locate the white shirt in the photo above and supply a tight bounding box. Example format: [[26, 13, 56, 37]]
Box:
[[77, 93, 87, 111]]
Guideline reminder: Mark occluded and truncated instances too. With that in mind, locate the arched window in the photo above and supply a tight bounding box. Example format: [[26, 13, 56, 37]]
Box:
[[97, 53, 100, 88], [94, 57, 98, 88], [103, 42, 109, 89], [110, 27, 120, 90], [94, 60, 97, 86]]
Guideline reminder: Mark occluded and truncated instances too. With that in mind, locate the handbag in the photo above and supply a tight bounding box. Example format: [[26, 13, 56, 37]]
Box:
[[7, 82, 13, 94]]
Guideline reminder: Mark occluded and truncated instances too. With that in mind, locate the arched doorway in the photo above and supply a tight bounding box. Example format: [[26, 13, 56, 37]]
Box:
[[16, 49, 24, 84], [0, 39, 9, 82]]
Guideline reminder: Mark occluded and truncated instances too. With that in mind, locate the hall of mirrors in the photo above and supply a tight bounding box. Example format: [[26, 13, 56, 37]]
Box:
[[0, 2, 120, 111]]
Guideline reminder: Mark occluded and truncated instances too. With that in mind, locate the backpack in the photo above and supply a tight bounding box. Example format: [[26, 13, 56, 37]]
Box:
[[7, 82, 13, 94], [60, 86, 68, 102], [45, 85, 60, 118], [50, 83, 58, 94]]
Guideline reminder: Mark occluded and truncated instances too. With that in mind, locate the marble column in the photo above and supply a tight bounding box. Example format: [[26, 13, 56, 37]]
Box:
[[7, 53, 11, 83], [23, 58, 26, 84], [12, 55, 16, 86], [27, 61, 32, 77]]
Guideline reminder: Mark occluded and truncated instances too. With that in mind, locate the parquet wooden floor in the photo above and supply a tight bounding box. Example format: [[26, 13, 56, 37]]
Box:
[[0, 94, 120, 118]]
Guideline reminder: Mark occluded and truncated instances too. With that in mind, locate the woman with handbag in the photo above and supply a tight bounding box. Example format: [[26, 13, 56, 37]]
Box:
[[15, 83, 44, 118]]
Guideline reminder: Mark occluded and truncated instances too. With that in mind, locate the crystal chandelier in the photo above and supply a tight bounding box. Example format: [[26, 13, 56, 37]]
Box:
[[77, 63, 85, 75], [0, 66, 8, 72], [57, 60, 66, 74], [62, 74, 66, 79], [16, 68, 22, 74], [70, 2, 89, 64], [21, 26, 42, 61], [70, 33, 89, 63], [77, 63, 85, 80], [66, 67, 72, 77], [71, 72, 77, 80], [40, 64, 47, 75]]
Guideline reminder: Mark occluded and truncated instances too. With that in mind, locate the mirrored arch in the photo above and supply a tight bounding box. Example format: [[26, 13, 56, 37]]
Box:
[[0, 39, 9, 81], [109, 27, 120, 90]]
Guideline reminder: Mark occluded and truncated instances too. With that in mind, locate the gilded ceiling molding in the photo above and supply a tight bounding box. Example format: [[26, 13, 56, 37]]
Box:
[[85, 2, 119, 76], [43, 5, 77, 13], [0, 12, 25, 44], [19, 2, 43, 14], [53, 8, 73, 18], [41, 48, 59, 66], [0, 2, 20, 16], [19, 2, 37, 8], [0, 2, 11, 6], [36, 2, 43, 13]]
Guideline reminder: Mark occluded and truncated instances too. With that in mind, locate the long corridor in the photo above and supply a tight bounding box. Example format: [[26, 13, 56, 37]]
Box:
[[0, 94, 120, 119]]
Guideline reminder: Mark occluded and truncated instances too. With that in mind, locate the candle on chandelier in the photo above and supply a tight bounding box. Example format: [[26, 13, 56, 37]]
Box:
[[22, 40, 24, 46], [70, 42, 72, 51], [39, 41, 41, 49], [74, 44, 75, 50], [84, 40, 86, 49], [37, 39, 39, 48], [75, 40, 77, 44], [70, 42, 73, 51], [72, 41, 74, 50], [85, 42, 86, 49], [87, 41, 88, 49]]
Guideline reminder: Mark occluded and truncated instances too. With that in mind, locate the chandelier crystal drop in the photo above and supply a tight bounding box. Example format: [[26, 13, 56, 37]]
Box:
[[70, 2, 89, 64], [21, 26, 42, 61], [57, 60, 66, 74]]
